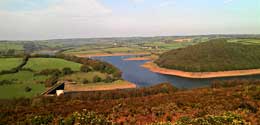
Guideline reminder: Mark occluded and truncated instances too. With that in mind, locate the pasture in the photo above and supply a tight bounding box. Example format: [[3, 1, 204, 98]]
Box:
[[0, 42, 24, 51], [0, 58, 83, 99], [24, 58, 82, 71], [0, 58, 22, 71], [0, 71, 47, 99]]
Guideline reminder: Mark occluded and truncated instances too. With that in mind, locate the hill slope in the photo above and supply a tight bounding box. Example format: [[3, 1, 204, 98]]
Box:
[[155, 39, 260, 72]]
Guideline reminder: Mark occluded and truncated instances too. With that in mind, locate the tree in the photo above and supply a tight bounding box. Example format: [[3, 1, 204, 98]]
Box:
[[93, 76, 102, 83], [24, 86, 32, 92], [80, 65, 92, 72], [82, 79, 89, 84], [62, 67, 73, 75], [104, 76, 114, 83]]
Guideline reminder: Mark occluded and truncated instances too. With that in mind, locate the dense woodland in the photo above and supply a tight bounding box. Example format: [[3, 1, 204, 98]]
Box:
[[0, 80, 259, 124], [156, 39, 260, 72]]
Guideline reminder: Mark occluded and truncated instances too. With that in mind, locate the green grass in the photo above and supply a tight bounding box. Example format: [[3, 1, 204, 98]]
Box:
[[0, 42, 24, 51], [64, 45, 145, 55], [0, 83, 45, 99], [66, 50, 105, 54], [0, 71, 47, 99], [156, 39, 260, 72], [0, 57, 83, 99], [228, 38, 260, 45], [0, 71, 47, 82], [61, 72, 107, 83], [24, 58, 82, 71], [142, 40, 200, 51], [0, 58, 22, 71]]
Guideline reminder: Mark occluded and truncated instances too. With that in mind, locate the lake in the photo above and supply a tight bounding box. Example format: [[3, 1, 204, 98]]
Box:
[[93, 55, 260, 89]]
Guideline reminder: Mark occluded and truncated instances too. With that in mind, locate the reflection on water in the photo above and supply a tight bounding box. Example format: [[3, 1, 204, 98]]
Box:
[[93, 56, 260, 89]]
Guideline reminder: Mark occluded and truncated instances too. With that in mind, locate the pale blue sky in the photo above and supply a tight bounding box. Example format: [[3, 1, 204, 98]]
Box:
[[0, 0, 259, 40]]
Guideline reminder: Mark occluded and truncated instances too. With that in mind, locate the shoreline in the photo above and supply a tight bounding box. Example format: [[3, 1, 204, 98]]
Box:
[[75, 52, 150, 57], [142, 61, 260, 79], [64, 81, 137, 92], [123, 57, 152, 61]]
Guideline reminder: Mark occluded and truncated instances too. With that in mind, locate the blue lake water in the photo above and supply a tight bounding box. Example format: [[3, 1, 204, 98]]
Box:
[[93, 56, 260, 89]]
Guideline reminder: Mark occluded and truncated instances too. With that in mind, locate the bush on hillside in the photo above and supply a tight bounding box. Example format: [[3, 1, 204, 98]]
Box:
[[62, 67, 73, 75], [93, 75, 102, 83], [36, 69, 61, 76], [80, 65, 92, 72]]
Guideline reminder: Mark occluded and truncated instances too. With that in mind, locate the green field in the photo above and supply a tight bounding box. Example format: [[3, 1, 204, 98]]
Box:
[[228, 38, 260, 45], [0, 58, 22, 71], [65, 46, 144, 55], [24, 58, 82, 71], [0, 71, 47, 99], [156, 39, 260, 72], [0, 58, 83, 99], [61, 72, 107, 83], [0, 42, 24, 51]]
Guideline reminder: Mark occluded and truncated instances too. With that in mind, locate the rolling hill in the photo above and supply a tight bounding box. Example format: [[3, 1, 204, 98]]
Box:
[[155, 39, 260, 72]]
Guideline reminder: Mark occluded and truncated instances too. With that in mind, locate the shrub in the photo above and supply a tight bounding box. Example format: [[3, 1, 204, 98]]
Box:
[[238, 102, 258, 113], [61, 110, 111, 125], [175, 112, 249, 125], [30, 114, 54, 125], [0, 80, 16, 86], [82, 79, 89, 84], [24, 86, 32, 92], [37, 69, 61, 76], [62, 67, 73, 75], [104, 76, 114, 83], [80, 65, 92, 72], [93, 75, 102, 83]]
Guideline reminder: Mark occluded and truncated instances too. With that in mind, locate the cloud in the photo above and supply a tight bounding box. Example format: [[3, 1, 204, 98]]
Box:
[[0, 0, 112, 40], [224, 0, 235, 4], [0, 0, 258, 40], [130, 0, 145, 4], [159, 0, 176, 7]]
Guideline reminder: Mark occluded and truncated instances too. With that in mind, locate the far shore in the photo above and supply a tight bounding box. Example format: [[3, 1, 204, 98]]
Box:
[[142, 61, 260, 79], [123, 57, 152, 61], [64, 81, 137, 92], [75, 52, 150, 58]]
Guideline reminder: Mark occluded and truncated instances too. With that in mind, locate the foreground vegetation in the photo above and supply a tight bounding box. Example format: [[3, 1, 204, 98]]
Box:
[[156, 39, 260, 72], [0, 80, 259, 124]]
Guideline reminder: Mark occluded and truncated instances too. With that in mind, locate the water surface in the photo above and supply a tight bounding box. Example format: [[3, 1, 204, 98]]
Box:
[[93, 56, 260, 89]]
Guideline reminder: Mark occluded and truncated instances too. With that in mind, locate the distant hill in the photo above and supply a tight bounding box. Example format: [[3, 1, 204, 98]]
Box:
[[155, 39, 260, 72]]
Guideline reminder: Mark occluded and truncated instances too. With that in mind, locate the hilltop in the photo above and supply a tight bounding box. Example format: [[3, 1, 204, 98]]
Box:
[[155, 39, 260, 72]]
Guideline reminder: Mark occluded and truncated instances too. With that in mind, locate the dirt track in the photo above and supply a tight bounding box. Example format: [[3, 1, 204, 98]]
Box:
[[64, 82, 136, 92]]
